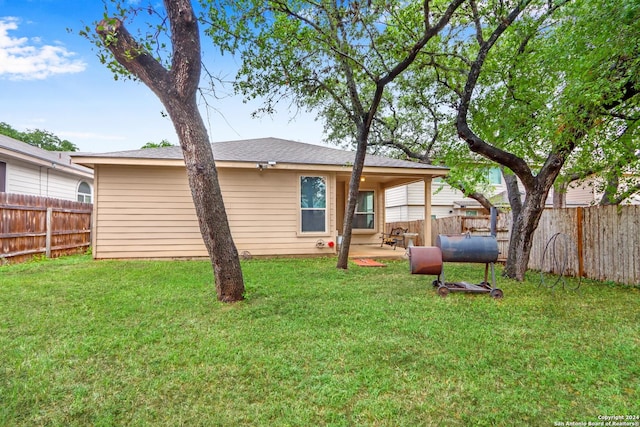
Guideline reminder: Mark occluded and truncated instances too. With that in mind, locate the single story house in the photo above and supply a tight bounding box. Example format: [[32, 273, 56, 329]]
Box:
[[386, 171, 594, 222], [386, 168, 508, 220], [0, 134, 94, 202], [71, 137, 448, 259]]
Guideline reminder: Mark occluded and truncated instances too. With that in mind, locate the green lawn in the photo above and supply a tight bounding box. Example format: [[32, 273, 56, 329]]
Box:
[[1, 255, 638, 426]]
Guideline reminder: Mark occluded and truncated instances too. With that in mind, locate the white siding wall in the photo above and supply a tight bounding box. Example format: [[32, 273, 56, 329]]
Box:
[[565, 181, 597, 205], [386, 181, 466, 221], [5, 161, 42, 195], [430, 206, 454, 218], [430, 180, 465, 206], [384, 206, 408, 223], [3, 158, 90, 201], [386, 179, 509, 221], [385, 185, 408, 207]]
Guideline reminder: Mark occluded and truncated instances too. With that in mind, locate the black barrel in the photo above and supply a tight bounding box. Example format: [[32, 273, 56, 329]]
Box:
[[436, 234, 499, 263]]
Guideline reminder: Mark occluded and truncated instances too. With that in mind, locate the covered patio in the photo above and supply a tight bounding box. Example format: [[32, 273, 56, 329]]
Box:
[[347, 243, 410, 260]]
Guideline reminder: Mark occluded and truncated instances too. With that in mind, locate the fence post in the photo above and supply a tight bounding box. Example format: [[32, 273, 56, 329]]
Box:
[[46, 207, 52, 258], [423, 177, 432, 248], [576, 206, 584, 278]]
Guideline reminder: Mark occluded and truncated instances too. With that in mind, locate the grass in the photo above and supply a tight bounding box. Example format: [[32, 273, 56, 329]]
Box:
[[1, 255, 638, 426]]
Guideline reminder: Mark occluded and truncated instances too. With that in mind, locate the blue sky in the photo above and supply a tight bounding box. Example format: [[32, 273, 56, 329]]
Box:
[[0, 0, 325, 153]]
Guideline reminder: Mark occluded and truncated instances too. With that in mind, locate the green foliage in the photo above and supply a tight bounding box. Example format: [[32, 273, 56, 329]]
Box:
[[140, 139, 175, 149], [202, 0, 466, 145], [469, 0, 639, 192], [340, 0, 639, 205], [74, 1, 173, 82], [0, 255, 638, 425], [0, 122, 78, 151]]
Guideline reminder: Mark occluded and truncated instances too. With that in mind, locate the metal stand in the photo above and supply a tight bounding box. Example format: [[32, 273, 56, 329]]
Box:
[[432, 262, 503, 299]]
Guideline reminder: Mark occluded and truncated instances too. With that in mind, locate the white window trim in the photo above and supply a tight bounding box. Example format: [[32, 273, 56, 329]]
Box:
[[353, 189, 376, 232], [77, 181, 92, 203], [298, 175, 329, 235]]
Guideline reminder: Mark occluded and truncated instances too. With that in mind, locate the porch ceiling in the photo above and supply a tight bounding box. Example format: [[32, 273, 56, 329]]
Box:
[[335, 173, 440, 189]]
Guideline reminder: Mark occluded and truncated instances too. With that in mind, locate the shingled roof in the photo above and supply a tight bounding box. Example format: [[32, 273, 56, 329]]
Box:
[[73, 137, 446, 171], [0, 133, 93, 175]]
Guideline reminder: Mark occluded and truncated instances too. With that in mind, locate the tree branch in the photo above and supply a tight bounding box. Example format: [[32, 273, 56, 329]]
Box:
[[469, 0, 484, 45], [166, 0, 201, 98], [96, 0, 201, 103], [602, 181, 640, 205], [456, 0, 536, 190], [379, 0, 466, 87], [96, 18, 171, 97]]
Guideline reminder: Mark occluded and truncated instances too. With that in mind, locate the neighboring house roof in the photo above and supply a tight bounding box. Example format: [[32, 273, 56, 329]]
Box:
[[0, 134, 93, 177], [453, 199, 483, 209], [71, 137, 448, 172]]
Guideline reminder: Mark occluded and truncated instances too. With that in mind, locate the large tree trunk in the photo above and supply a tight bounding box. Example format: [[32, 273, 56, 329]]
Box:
[[97, 0, 244, 302], [336, 128, 367, 269], [503, 190, 547, 279], [503, 171, 523, 220], [165, 98, 244, 302], [503, 157, 562, 279], [455, 1, 559, 281]]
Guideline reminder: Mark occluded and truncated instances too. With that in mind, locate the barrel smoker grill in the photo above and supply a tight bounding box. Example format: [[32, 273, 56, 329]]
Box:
[[409, 209, 504, 299]]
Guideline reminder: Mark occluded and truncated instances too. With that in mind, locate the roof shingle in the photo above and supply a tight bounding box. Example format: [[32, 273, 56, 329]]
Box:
[[73, 137, 446, 170], [0, 134, 93, 174]]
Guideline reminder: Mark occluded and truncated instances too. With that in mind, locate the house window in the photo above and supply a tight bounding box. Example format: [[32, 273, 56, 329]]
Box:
[[465, 210, 478, 216], [0, 162, 5, 192], [77, 181, 92, 203], [300, 176, 326, 232], [488, 167, 502, 185], [353, 190, 374, 229]]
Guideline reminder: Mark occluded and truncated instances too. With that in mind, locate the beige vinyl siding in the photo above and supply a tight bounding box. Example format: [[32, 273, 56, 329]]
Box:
[[93, 165, 338, 259], [93, 165, 202, 259], [222, 169, 337, 255]]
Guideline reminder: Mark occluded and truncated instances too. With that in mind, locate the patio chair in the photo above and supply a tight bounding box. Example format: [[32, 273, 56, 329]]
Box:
[[380, 227, 407, 250]]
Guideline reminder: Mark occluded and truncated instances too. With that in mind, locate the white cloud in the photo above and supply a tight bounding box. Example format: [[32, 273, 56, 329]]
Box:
[[0, 17, 86, 80]]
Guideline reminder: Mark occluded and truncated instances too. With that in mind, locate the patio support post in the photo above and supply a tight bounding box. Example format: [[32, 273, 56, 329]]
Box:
[[423, 177, 432, 246]]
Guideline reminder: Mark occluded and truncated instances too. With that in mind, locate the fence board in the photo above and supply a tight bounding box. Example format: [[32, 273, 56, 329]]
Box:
[[530, 208, 580, 276], [384, 220, 425, 247], [0, 193, 92, 264]]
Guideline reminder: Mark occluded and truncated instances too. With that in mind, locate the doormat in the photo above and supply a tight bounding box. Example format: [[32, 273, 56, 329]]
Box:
[[352, 258, 387, 267]]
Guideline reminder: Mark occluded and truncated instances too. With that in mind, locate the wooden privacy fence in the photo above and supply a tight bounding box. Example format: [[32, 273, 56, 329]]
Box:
[[387, 205, 639, 286], [528, 205, 640, 286], [0, 193, 92, 264]]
